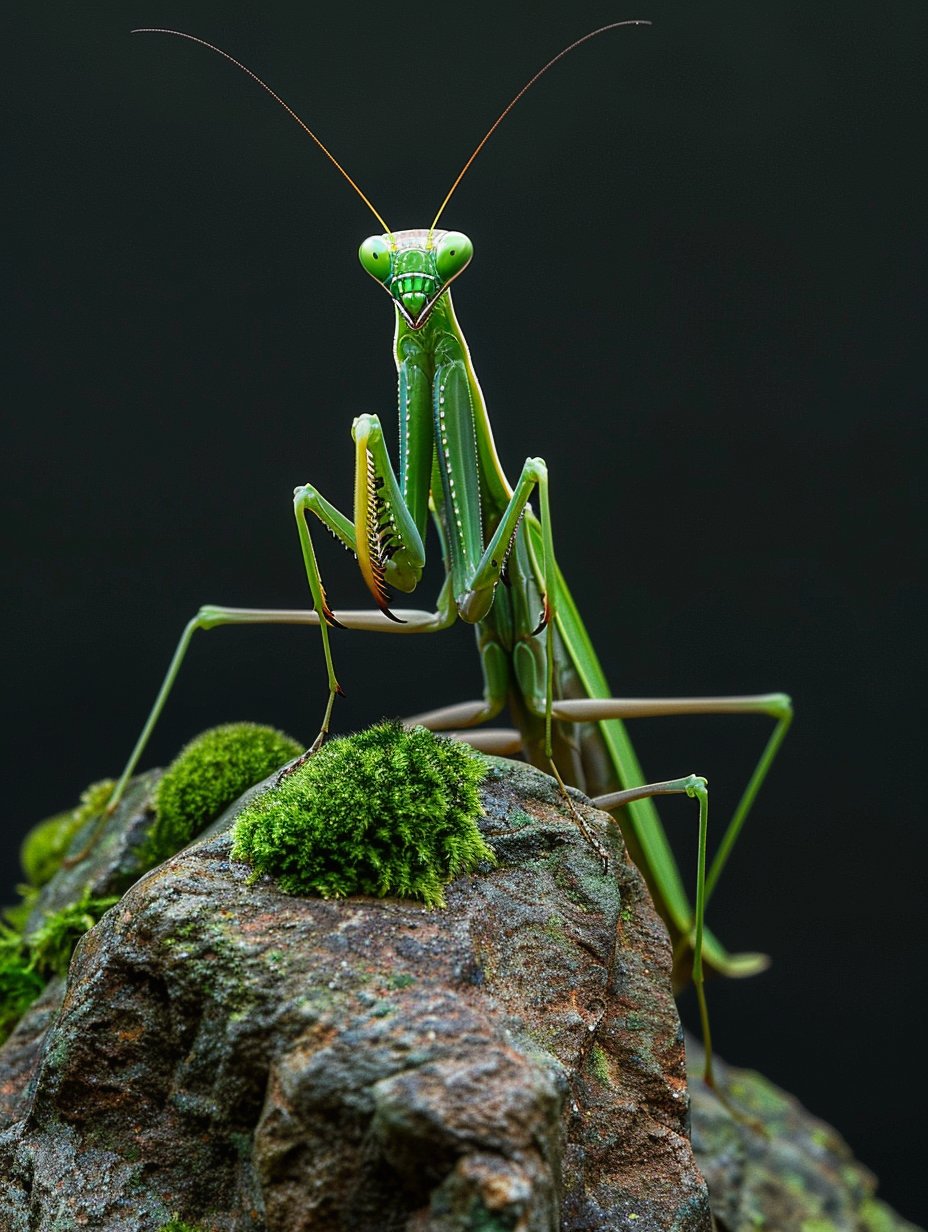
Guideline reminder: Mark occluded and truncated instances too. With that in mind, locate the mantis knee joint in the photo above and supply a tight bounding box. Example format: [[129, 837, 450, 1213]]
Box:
[[352, 413, 383, 445], [293, 482, 321, 509], [195, 605, 226, 631]]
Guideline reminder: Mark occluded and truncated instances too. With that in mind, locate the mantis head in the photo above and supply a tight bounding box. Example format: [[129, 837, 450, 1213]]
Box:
[[359, 229, 473, 330]]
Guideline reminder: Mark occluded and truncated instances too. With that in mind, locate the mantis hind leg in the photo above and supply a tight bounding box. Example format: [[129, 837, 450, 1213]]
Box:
[[559, 691, 791, 1087], [551, 692, 794, 913]]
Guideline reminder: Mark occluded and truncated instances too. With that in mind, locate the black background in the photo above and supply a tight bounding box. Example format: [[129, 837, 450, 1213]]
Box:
[[5, 3, 926, 1223]]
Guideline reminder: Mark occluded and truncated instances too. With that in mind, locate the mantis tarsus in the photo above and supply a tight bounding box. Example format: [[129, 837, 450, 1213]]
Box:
[[95, 22, 793, 1082]]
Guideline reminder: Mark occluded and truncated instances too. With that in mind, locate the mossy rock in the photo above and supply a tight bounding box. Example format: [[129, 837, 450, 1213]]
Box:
[[2, 722, 303, 1047], [0, 929, 45, 1044], [0, 886, 119, 1045]]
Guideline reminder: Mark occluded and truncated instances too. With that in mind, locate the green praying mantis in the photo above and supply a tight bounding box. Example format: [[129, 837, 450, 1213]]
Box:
[[93, 22, 793, 1082]]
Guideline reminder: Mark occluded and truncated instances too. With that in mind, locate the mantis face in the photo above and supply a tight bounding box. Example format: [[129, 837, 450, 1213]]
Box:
[[359, 228, 473, 330]]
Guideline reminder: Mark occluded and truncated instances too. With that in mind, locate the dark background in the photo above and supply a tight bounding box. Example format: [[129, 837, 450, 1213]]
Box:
[[5, 2, 925, 1222]]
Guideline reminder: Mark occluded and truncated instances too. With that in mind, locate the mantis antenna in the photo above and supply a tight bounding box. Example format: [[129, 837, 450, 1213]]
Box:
[[132, 24, 650, 241], [130, 28, 393, 236], [429, 20, 652, 233]]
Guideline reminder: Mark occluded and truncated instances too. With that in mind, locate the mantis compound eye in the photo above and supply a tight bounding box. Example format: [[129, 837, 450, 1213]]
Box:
[[435, 231, 473, 283], [359, 235, 393, 283]]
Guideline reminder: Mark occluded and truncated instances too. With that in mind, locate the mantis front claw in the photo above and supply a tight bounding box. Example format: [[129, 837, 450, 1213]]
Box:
[[531, 596, 551, 637]]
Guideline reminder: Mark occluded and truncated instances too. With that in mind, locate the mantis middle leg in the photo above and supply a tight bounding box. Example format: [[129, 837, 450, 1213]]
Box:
[[102, 411, 439, 823]]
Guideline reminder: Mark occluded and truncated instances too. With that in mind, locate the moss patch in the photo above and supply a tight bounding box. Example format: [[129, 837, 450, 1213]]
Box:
[[589, 1043, 611, 1087], [231, 722, 493, 907], [20, 779, 115, 888], [1, 884, 39, 935], [143, 722, 303, 866], [859, 1199, 907, 1232], [388, 972, 416, 990], [0, 926, 45, 1042], [25, 884, 120, 972], [0, 885, 119, 1043]]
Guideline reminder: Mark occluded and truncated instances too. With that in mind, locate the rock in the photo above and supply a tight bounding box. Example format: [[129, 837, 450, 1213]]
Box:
[[0, 757, 710, 1231], [20, 723, 305, 938], [0, 976, 66, 1128], [686, 1041, 923, 1232]]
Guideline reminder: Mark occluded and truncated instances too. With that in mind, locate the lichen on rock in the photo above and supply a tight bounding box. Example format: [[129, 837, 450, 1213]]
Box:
[[686, 1039, 924, 1232]]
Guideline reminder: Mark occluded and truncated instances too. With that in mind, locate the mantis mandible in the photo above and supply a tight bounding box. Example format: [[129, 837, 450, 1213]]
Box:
[[97, 22, 793, 1082]]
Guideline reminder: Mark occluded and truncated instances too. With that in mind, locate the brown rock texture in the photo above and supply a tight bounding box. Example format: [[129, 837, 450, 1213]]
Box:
[[0, 757, 710, 1231]]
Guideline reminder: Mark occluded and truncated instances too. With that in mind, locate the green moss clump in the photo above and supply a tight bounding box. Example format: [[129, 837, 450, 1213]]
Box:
[[20, 779, 115, 888], [0, 924, 45, 1042], [144, 722, 303, 866], [2, 885, 40, 935], [0, 886, 119, 1044], [26, 884, 120, 977], [158, 1221, 205, 1232], [231, 722, 493, 908]]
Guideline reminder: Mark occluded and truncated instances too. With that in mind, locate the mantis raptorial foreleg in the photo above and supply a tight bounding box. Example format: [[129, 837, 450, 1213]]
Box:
[[282, 410, 432, 780], [94, 404, 453, 821]]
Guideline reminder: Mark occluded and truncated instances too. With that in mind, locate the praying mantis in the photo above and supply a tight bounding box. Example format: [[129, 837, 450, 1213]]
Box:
[[98, 22, 792, 1080]]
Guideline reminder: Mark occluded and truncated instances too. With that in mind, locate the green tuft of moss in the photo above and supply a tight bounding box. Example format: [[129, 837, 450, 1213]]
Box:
[[20, 779, 115, 888], [0, 924, 45, 1043], [26, 884, 120, 977], [858, 1198, 906, 1232], [589, 1043, 612, 1088], [144, 722, 303, 866], [231, 722, 493, 908], [158, 1221, 205, 1232], [0, 885, 119, 1044]]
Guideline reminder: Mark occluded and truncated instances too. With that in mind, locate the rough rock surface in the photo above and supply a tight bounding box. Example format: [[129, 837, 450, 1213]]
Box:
[[0, 758, 710, 1232], [685, 1041, 923, 1232], [22, 770, 163, 933]]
